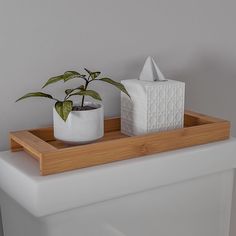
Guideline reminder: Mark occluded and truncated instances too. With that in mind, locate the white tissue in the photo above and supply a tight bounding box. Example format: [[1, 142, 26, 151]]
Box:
[[139, 56, 166, 82], [121, 57, 185, 136]]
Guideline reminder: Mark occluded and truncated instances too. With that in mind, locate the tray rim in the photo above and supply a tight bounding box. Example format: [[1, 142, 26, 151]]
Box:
[[10, 110, 231, 175]]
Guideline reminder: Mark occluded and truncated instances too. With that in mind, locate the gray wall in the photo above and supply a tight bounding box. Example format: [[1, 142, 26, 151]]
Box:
[[1, 0, 236, 151], [0, 0, 236, 235]]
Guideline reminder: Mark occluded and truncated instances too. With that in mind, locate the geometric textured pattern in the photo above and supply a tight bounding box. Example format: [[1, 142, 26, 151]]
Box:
[[121, 79, 185, 136], [147, 81, 185, 132], [121, 93, 136, 136]]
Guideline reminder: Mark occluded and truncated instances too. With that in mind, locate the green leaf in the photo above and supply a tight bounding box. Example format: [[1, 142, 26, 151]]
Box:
[[91, 71, 101, 80], [79, 90, 102, 101], [43, 71, 86, 88], [55, 100, 73, 121], [78, 85, 85, 91], [84, 68, 101, 80], [65, 85, 85, 96], [42, 75, 64, 88], [67, 92, 81, 98], [63, 71, 81, 82], [68, 90, 102, 101], [65, 89, 74, 95], [16, 92, 53, 102], [99, 78, 130, 98]]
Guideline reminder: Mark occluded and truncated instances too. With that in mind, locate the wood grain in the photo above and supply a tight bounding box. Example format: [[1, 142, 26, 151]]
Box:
[[184, 110, 226, 126], [9, 111, 230, 176], [10, 131, 56, 160], [48, 131, 127, 149], [41, 122, 230, 175]]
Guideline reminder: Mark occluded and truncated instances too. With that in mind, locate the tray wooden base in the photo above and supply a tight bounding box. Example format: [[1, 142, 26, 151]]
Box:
[[10, 111, 230, 176]]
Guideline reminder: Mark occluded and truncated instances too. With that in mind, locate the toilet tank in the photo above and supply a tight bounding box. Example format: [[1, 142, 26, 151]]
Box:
[[0, 139, 236, 236]]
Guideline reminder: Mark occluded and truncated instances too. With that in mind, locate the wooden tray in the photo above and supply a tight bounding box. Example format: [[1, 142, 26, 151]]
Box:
[[10, 110, 230, 176]]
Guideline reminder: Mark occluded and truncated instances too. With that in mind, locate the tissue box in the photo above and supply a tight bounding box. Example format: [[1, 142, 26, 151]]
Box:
[[121, 79, 185, 136]]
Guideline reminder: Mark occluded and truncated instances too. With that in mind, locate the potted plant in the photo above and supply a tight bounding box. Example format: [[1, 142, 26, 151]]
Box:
[[16, 69, 130, 144]]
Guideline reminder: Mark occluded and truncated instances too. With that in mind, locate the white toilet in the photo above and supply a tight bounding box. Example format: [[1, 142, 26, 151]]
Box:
[[0, 139, 236, 236]]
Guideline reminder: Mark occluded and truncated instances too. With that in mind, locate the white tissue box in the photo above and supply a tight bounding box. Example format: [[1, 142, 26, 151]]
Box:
[[121, 79, 185, 136]]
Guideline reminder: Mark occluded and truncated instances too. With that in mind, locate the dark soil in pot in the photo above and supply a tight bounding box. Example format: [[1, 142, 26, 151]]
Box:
[[72, 106, 97, 111]]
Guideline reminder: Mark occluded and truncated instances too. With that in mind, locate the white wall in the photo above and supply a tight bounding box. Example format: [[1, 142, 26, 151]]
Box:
[[0, 0, 236, 235]]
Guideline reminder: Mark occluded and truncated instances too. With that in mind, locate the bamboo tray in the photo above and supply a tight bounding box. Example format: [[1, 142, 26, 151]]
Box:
[[10, 110, 230, 176]]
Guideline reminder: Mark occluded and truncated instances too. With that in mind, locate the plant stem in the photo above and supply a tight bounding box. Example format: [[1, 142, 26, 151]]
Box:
[[81, 95, 85, 107], [81, 80, 89, 107]]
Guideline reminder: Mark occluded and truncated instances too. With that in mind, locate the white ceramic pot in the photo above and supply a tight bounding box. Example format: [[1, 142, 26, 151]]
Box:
[[53, 102, 104, 144]]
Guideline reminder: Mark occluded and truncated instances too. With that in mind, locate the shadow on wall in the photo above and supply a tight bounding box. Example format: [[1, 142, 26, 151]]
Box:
[[173, 50, 236, 137]]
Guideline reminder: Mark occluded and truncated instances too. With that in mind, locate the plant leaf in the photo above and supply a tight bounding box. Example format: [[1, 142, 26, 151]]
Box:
[[55, 100, 73, 121], [99, 78, 130, 98], [65, 89, 74, 95], [84, 68, 101, 80], [42, 75, 64, 88], [68, 90, 102, 101], [65, 85, 85, 96], [16, 92, 53, 102], [67, 92, 81, 98], [78, 85, 85, 91], [63, 71, 81, 82], [43, 71, 85, 88], [79, 90, 102, 101], [91, 71, 101, 80]]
